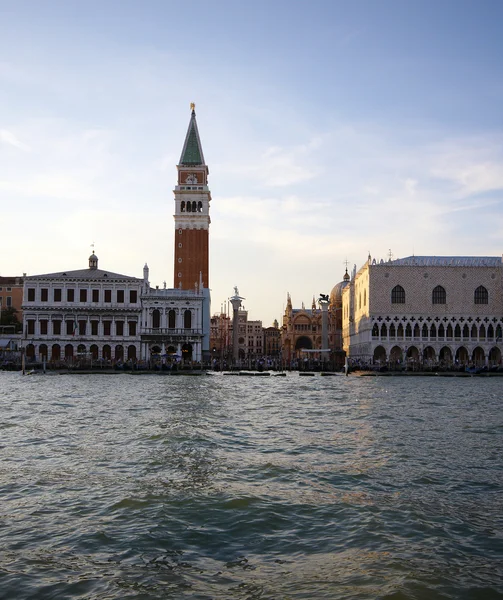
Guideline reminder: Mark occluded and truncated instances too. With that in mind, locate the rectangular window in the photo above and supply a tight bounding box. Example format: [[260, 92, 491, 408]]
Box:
[[103, 321, 111, 335], [130, 290, 137, 303], [27, 320, 35, 335], [27, 288, 35, 301], [116, 320, 124, 336], [78, 320, 86, 335], [6, 296, 12, 307], [116, 290, 124, 303], [91, 320, 99, 336], [104, 290, 112, 303], [53, 320, 61, 335], [80, 289, 87, 303], [40, 320, 48, 335], [54, 288, 62, 302], [66, 320, 74, 335], [67, 289, 75, 302], [92, 289, 99, 303], [128, 321, 137, 336], [41, 288, 48, 302]]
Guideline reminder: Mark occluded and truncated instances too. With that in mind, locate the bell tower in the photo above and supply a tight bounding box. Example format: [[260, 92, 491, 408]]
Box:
[[173, 103, 211, 290]]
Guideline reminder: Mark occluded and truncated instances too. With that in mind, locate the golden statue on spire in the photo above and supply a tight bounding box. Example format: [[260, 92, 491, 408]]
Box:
[[190, 102, 195, 111]]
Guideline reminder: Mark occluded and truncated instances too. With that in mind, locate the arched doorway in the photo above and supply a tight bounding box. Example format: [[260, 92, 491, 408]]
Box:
[[127, 345, 137, 361], [152, 309, 161, 329], [51, 344, 61, 361], [65, 344, 74, 360], [103, 345, 111, 361], [295, 336, 312, 351], [90, 344, 99, 360], [77, 344, 86, 356], [406, 345, 419, 369], [423, 346, 436, 364], [455, 346, 469, 365], [115, 345, 124, 362], [182, 343, 193, 361], [26, 344, 35, 360], [373, 345, 386, 363], [184, 310, 192, 329], [472, 346, 485, 366], [39, 344, 48, 360], [488, 347, 501, 366], [389, 345, 403, 366], [439, 346, 453, 366], [168, 310, 176, 329]]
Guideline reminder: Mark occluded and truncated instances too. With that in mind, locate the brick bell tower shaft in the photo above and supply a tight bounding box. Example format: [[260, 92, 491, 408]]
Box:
[[173, 104, 211, 290]]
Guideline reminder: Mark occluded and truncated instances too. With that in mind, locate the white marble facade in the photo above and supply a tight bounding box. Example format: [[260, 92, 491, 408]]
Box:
[[22, 254, 209, 364], [342, 256, 503, 367]]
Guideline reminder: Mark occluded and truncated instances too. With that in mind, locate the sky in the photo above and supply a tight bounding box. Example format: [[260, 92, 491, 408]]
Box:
[[1, 0, 503, 326]]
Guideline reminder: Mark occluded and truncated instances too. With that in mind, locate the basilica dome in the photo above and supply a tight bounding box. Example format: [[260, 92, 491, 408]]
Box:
[[329, 270, 350, 304]]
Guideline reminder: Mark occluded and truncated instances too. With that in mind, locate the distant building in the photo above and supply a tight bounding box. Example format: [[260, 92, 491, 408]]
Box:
[[281, 295, 321, 362], [210, 311, 231, 360], [264, 320, 281, 357], [210, 307, 264, 363], [0, 275, 24, 322], [342, 255, 503, 367], [281, 270, 348, 367]]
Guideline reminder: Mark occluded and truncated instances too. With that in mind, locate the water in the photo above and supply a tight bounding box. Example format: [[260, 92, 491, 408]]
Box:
[[0, 371, 502, 600]]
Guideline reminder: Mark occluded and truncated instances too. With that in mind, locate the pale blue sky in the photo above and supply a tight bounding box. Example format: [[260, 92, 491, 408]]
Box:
[[1, 0, 502, 325]]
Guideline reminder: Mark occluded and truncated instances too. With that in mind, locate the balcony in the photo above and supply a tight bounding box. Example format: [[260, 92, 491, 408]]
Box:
[[141, 327, 203, 340]]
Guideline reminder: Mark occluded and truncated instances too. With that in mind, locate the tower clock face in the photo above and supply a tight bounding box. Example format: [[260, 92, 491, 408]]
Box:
[[185, 174, 197, 184]]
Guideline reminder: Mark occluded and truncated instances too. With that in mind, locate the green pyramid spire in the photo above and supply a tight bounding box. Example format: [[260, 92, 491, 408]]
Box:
[[179, 105, 205, 166]]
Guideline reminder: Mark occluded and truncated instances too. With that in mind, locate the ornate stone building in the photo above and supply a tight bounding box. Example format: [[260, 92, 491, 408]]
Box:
[[342, 255, 503, 368], [280, 271, 348, 367], [21, 106, 212, 365]]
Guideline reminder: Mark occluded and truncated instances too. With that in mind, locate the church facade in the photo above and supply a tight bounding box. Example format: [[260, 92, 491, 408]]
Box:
[[281, 270, 348, 368], [342, 255, 503, 368], [21, 106, 212, 366]]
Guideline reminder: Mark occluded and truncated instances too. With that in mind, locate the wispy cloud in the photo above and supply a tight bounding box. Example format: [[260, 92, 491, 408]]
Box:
[[0, 129, 30, 151]]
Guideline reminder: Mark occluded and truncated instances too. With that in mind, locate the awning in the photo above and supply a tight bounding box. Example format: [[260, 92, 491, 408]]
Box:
[[0, 339, 12, 348]]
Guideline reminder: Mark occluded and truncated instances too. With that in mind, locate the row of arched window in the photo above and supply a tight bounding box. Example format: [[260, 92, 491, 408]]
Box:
[[372, 321, 502, 341], [152, 308, 192, 329], [180, 201, 203, 213], [25, 343, 137, 361], [391, 285, 489, 305]]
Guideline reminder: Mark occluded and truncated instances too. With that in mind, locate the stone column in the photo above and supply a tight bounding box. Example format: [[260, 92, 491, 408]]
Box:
[[318, 295, 329, 363], [230, 287, 244, 365]]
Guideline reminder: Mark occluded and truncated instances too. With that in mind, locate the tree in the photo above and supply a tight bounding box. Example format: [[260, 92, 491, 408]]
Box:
[[0, 307, 22, 333]]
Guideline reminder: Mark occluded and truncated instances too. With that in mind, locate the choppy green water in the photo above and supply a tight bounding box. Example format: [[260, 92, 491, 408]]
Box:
[[0, 372, 502, 599]]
